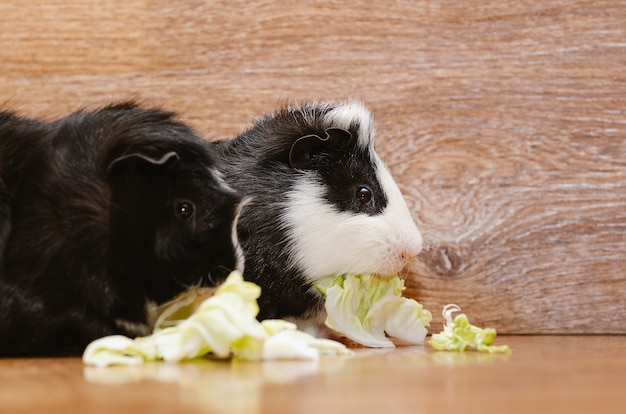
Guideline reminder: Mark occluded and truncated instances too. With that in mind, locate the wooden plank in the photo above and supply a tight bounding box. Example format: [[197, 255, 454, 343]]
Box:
[[1, 0, 625, 333], [0, 336, 625, 414]]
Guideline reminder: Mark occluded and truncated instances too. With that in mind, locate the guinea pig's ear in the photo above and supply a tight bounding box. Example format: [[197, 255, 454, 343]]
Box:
[[105, 151, 180, 177], [289, 127, 354, 169]]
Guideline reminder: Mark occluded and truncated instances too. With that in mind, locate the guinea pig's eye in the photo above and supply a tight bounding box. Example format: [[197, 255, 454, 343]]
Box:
[[356, 186, 373, 205], [175, 200, 194, 220]]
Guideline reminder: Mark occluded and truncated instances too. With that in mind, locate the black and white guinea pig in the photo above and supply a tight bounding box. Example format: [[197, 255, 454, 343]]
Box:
[[212, 101, 422, 330], [0, 102, 242, 356]]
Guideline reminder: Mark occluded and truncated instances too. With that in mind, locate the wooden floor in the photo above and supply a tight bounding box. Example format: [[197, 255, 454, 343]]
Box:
[[1, 336, 624, 414]]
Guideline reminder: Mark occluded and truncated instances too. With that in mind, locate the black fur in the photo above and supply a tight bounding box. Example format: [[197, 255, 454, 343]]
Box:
[[212, 103, 388, 322], [0, 103, 241, 356]]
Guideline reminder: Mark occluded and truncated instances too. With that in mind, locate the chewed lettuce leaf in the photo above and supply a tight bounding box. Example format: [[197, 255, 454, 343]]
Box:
[[429, 304, 511, 353], [316, 274, 432, 348], [83, 272, 351, 367]]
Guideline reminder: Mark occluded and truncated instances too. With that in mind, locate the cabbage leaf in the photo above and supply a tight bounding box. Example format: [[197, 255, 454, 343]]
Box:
[[316, 274, 432, 348], [83, 271, 351, 367], [429, 304, 511, 353]]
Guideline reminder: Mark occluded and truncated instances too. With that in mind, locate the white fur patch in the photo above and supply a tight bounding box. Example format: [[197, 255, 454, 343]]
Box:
[[209, 166, 245, 273], [282, 160, 422, 280], [232, 197, 249, 273], [323, 102, 374, 150], [212, 167, 238, 195], [115, 314, 152, 337]]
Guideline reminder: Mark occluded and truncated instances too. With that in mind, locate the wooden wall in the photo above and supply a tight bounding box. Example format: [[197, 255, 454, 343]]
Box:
[[1, 0, 625, 334]]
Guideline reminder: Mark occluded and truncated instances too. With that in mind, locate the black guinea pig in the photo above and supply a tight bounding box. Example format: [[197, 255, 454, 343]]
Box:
[[212, 101, 423, 332], [0, 102, 242, 356]]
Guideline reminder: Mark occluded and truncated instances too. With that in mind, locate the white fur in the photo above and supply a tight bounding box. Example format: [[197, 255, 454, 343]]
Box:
[[323, 101, 374, 150], [231, 197, 249, 273], [211, 166, 246, 273], [212, 167, 238, 195], [282, 159, 422, 280], [115, 315, 152, 336]]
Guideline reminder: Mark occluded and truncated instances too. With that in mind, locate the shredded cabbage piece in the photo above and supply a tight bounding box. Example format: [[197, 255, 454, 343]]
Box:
[[83, 271, 351, 367], [429, 304, 511, 353], [316, 274, 432, 348]]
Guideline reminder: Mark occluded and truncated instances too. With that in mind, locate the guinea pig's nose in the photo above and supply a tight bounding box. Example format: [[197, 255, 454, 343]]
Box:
[[398, 238, 423, 264], [398, 250, 416, 265]]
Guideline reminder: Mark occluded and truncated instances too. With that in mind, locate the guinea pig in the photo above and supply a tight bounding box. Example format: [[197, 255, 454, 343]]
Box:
[[0, 102, 242, 356], [211, 101, 423, 331]]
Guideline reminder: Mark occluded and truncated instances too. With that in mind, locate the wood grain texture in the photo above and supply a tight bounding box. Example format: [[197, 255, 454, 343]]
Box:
[[1, 0, 625, 333], [1, 336, 626, 414]]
